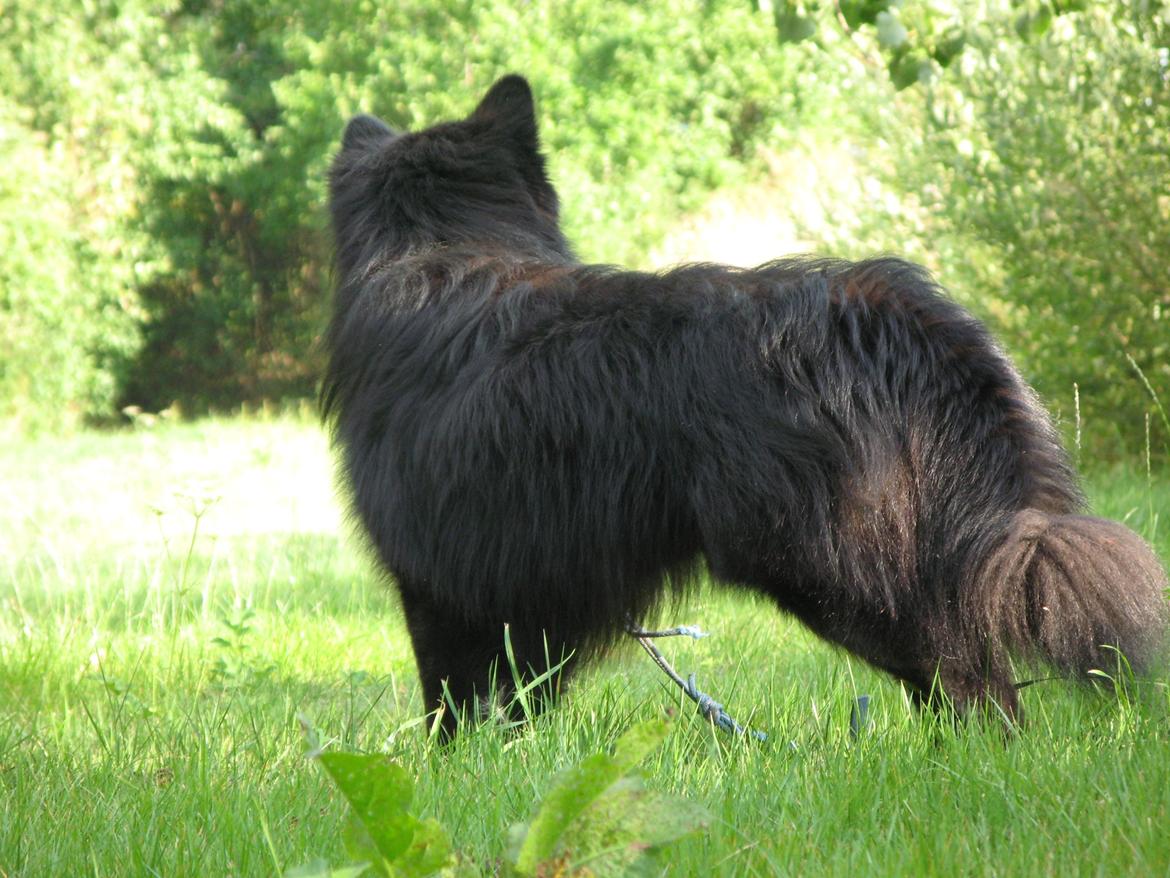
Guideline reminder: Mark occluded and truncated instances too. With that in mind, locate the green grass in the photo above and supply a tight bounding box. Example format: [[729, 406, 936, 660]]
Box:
[[1, 415, 1168, 877]]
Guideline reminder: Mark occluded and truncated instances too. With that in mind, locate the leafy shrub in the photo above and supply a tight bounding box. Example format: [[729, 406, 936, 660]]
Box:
[[772, 0, 1170, 454], [4, 0, 1164, 449], [0, 98, 137, 430], [0, 0, 154, 429], [918, 5, 1169, 454], [2, 0, 814, 420], [288, 720, 710, 878]]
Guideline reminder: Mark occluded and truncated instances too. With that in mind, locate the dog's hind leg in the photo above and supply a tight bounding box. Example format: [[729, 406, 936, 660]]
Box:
[[397, 586, 574, 740], [902, 660, 1020, 729], [397, 587, 497, 739]]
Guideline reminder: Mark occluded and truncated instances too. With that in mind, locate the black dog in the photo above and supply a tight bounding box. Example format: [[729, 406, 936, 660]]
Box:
[[323, 75, 1167, 738]]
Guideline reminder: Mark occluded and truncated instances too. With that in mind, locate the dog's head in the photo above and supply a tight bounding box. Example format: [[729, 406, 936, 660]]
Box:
[[329, 75, 568, 275]]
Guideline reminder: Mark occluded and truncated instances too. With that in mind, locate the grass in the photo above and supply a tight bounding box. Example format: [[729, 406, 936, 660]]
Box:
[[1, 414, 1168, 877]]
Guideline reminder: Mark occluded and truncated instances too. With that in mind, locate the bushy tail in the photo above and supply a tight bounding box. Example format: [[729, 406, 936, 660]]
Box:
[[974, 510, 1168, 678]]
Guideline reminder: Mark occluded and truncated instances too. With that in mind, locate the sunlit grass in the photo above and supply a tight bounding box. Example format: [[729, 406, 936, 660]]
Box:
[[1, 415, 1167, 876]]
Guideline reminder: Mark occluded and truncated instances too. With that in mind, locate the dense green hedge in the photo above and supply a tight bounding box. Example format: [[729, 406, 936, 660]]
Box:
[[0, 0, 811, 424], [775, 0, 1169, 456], [914, 5, 1170, 454], [0, 0, 1166, 455], [0, 8, 147, 430]]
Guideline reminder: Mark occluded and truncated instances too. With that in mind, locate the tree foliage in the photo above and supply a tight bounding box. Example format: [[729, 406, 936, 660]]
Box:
[[0, 0, 1166, 451], [0, 1, 151, 428], [1, 0, 809, 422], [911, 3, 1170, 451], [774, 0, 1170, 453]]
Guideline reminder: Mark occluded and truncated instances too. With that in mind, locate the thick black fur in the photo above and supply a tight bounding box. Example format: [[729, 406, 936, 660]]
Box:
[[323, 76, 1168, 738]]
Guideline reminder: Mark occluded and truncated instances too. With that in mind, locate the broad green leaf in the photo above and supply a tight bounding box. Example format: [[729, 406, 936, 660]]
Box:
[[510, 720, 668, 874], [610, 720, 670, 771], [526, 776, 712, 876], [319, 753, 416, 865], [303, 750, 468, 877], [575, 777, 711, 846], [393, 817, 464, 877]]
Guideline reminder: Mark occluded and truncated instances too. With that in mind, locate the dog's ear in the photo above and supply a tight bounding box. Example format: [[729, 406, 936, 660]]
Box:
[[472, 75, 538, 149], [343, 114, 393, 151]]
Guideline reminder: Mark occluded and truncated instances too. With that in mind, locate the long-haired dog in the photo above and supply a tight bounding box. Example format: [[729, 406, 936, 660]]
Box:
[[323, 75, 1167, 738]]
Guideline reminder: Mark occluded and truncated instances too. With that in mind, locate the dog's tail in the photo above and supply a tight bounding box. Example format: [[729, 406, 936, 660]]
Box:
[[971, 510, 1168, 678]]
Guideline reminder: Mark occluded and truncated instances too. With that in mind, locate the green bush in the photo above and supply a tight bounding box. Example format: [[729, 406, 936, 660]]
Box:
[[0, 1, 173, 428], [288, 719, 709, 877], [1, 0, 812, 420], [904, 3, 1169, 454], [4, 0, 1164, 448], [0, 101, 84, 430], [0, 97, 139, 431], [129, 0, 812, 410], [776, 0, 1170, 454]]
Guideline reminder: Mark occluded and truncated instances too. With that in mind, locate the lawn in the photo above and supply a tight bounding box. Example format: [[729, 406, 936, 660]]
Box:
[[1, 414, 1167, 876]]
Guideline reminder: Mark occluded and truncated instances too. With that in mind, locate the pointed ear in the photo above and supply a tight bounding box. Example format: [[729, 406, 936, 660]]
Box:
[[472, 75, 538, 147], [343, 114, 393, 150]]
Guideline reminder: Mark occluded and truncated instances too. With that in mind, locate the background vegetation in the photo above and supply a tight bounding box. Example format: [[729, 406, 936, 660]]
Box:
[[0, 0, 1166, 453]]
